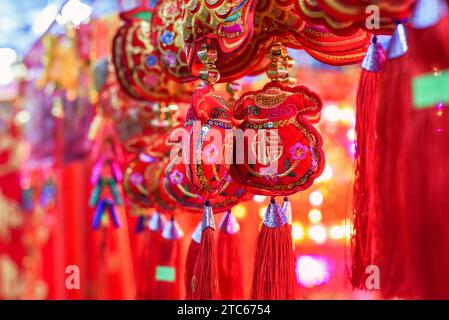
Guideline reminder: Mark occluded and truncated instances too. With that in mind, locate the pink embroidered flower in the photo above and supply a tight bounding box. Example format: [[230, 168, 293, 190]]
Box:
[[204, 144, 219, 164], [289, 142, 308, 161], [130, 173, 144, 186], [169, 169, 184, 185]]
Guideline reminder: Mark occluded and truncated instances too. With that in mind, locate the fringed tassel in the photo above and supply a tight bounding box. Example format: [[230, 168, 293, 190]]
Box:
[[191, 201, 219, 300], [137, 212, 165, 299], [185, 222, 202, 299], [351, 36, 386, 289], [251, 198, 296, 300], [154, 217, 184, 299], [375, 22, 412, 299], [401, 0, 449, 299], [217, 210, 244, 299]]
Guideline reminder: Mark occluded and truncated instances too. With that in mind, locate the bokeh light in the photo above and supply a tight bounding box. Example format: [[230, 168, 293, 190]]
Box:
[[308, 225, 326, 244], [309, 191, 324, 206], [315, 165, 333, 183], [308, 209, 322, 223], [292, 222, 305, 242], [232, 204, 247, 219], [329, 225, 345, 240], [322, 104, 341, 122], [253, 195, 266, 203], [296, 255, 330, 288]]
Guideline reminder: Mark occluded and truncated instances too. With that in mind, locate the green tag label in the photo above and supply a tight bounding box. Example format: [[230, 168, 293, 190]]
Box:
[[132, 11, 152, 22], [412, 70, 449, 109], [155, 266, 176, 282]]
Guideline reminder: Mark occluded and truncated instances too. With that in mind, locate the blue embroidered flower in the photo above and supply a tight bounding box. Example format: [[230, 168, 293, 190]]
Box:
[[161, 31, 174, 46], [145, 54, 157, 67]]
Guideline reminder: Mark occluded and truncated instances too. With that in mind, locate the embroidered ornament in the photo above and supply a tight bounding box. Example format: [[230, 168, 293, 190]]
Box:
[[89, 139, 123, 229], [230, 43, 325, 196], [155, 153, 251, 214], [185, 45, 233, 197], [151, 0, 196, 82], [112, 7, 194, 102], [296, 0, 415, 35], [181, 0, 256, 78], [123, 154, 156, 209]]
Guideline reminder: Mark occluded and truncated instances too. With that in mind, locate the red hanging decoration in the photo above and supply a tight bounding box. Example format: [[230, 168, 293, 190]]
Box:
[[151, 0, 195, 82], [217, 211, 244, 299], [186, 83, 233, 197], [136, 212, 165, 299], [251, 198, 296, 299], [374, 22, 412, 298], [351, 36, 386, 289], [399, 0, 449, 299], [184, 222, 201, 299], [191, 202, 219, 299], [112, 6, 194, 102], [154, 217, 184, 299], [230, 81, 324, 196], [296, 0, 415, 35], [181, 0, 256, 78]]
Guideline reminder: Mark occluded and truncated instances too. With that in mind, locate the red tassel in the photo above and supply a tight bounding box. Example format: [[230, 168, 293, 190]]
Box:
[[374, 23, 413, 299], [400, 2, 449, 299], [351, 37, 386, 289], [154, 217, 184, 299], [217, 211, 244, 299], [136, 212, 165, 300], [191, 202, 219, 300], [251, 198, 296, 300], [185, 222, 201, 299]]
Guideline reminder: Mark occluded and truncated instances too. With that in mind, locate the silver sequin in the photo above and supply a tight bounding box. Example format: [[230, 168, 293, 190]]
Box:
[[148, 212, 166, 232], [362, 41, 386, 72], [191, 222, 202, 244], [162, 218, 184, 240], [202, 204, 216, 230], [219, 211, 240, 235], [263, 201, 287, 228], [387, 24, 408, 59]]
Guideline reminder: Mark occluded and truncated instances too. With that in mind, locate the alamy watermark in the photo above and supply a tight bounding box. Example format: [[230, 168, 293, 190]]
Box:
[[165, 121, 282, 172]]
